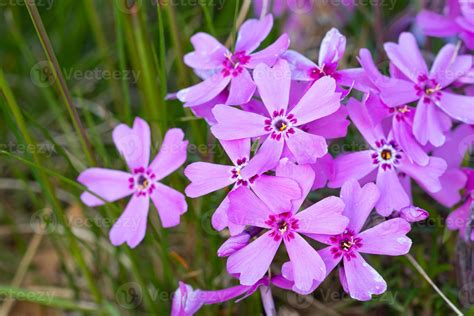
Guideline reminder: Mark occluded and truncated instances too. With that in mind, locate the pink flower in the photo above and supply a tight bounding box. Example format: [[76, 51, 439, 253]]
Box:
[[184, 139, 301, 234], [211, 59, 341, 169], [283, 28, 365, 95], [225, 159, 349, 293], [284, 180, 412, 300], [177, 14, 289, 107], [329, 97, 447, 216], [77, 118, 188, 248], [417, 0, 474, 50], [378, 32, 473, 147]]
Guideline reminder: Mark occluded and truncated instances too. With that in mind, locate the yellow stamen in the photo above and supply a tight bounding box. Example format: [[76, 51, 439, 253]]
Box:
[[279, 123, 287, 131]]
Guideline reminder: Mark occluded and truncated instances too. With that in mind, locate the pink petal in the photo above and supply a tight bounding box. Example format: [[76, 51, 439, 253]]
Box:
[[220, 139, 251, 166], [78, 168, 132, 207], [398, 157, 447, 193], [109, 195, 149, 248], [413, 99, 447, 146], [284, 233, 326, 292], [303, 107, 350, 139], [151, 183, 187, 228], [282, 49, 317, 81], [149, 128, 188, 180], [285, 128, 328, 164], [430, 44, 472, 88], [343, 252, 387, 301], [211, 104, 267, 140], [226, 69, 256, 106], [340, 180, 380, 233], [379, 78, 419, 107], [112, 117, 151, 170], [212, 196, 231, 231], [252, 175, 302, 213], [247, 34, 290, 69], [184, 162, 234, 197], [276, 158, 315, 211], [290, 76, 341, 125], [375, 169, 410, 216], [253, 59, 291, 114], [227, 186, 273, 227], [429, 169, 467, 208], [184, 32, 227, 69], [358, 218, 412, 255], [416, 10, 461, 37], [433, 123, 474, 167], [437, 92, 474, 124], [393, 116, 429, 166], [318, 28, 346, 66], [240, 137, 284, 178], [177, 74, 231, 107], [347, 97, 384, 147], [384, 33, 428, 83], [295, 196, 348, 235], [227, 231, 281, 286], [328, 151, 377, 188], [235, 14, 273, 54], [310, 154, 334, 190]]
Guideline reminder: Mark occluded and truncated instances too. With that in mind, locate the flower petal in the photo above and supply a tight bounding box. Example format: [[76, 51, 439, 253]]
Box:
[[253, 59, 291, 114], [340, 180, 380, 233], [240, 137, 284, 178], [319, 28, 346, 67], [227, 231, 281, 286], [211, 104, 267, 140], [109, 195, 149, 248], [343, 252, 387, 301], [226, 69, 256, 106], [177, 74, 231, 107], [112, 117, 151, 170], [252, 175, 302, 213], [184, 32, 228, 69], [282, 49, 317, 81], [220, 139, 251, 166], [347, 97, 384, 147], [398, 156, 447, 193], [437, 92, 474, 124], [78, 168, 132, 207], [358, 218, 412, 255], [149, 128, 188, 180], [285, 128, 328, 164], [227, 186, 273, 227], [416, 10, 461, 37], [276, 158, 315, 211], [303, 107, 350, 139], [375, 169, 410, 216], [328, 151, 377, 188], [295, 196, 348, 235], [184, 162, 234, 197], [290, 76, 341, 125], [429, 169, 467, 208], [247, 34, 290, 68], [430, 44, 472, 88], [378, 78, 419, 107], [235, 14, 273, 53], [413, 99, 447, 146], [284, 233, 326, 292], [392, 116, 429, 166], [151, 183, 187, 228]]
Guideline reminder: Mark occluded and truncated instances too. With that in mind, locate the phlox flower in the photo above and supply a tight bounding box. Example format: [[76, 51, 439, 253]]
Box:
[[378, 32, 473, 146], [177, 14, 289, 107], [283, 180, 412, 300], [357, 49, 430, 166], [226, 159, 349, 293], [329, 97, 447, 216], [284, 28, 365, 94], [447, 168, 474, 240], [417, 0, 474, 50], [184, 138, 301, 234], [211, 59, 341, 169], [77, 118, 188, 248]]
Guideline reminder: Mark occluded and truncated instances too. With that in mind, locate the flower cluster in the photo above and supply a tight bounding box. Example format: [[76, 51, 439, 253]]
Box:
[[76, 9, 473, 315]]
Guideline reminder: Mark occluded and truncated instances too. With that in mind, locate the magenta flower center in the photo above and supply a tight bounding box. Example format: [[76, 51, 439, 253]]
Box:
[[309, 64, 338, 80], [415, 74, 442, 104], [128, 167, 156, 197], [230, 157, 258, 186], [265, 212, 299, 242], [371, 139, 402, 171], [264, 109, 297, 141], [221, 51, 250, 77], [390, 105, 411, 121], [330, 229, 362, 260]]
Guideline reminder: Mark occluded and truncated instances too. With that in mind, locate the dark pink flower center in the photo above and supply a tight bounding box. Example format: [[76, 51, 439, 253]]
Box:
[[230, 157, 259, 187], [330, 229, 362, 260], [129, 167, 156, 197], [415, 74, 442, 104], [371, 139, 402, 171], [265, 212, 299, 242], [264, 109, 297, 141], [221, 51, 250, 77], [309, 64, 338, 80], [389, 105, 411, 122]]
